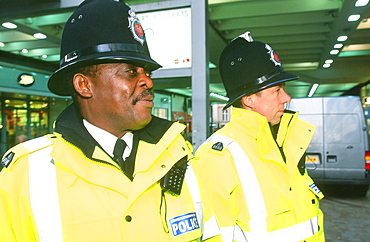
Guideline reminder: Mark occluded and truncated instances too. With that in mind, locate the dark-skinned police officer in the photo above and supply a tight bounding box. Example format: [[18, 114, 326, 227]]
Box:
[[193, 32, 325, 241], [0, 0, 219, 241]]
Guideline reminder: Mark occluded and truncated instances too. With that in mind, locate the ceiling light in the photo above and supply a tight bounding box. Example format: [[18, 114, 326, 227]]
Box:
[[1, 22, 17, 29], [334, 44, 343, 48], [323, 63, 331, 68], [210, 93, 229, 101], [337, 36, 348, 41], [355, 0, 369, 7], [308, 83, 319, 97], [41, 54, 48, 58], [348, 14, 361, 22], [21, 49, 28, 54], [33, 33, 47, 39], [325, 59, 333, 64], [330, 49, 340, 55], [0, 42, 4, 47]]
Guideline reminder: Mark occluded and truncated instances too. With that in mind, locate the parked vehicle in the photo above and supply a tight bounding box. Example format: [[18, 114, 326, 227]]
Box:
[[287, 96, 370, 196]]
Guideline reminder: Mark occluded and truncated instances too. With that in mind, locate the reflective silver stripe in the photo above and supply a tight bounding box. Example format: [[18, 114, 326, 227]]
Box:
[[220, 225, 242, 242], [202, 215, 220, 240], [185, 165, 203, 223], [233, 224, 248, 242], [241, 216, 319, 241], [185, 165, 220, 239], [209, 134, 318, 242], [211, 134, 267, 239], [29, 145, 63, 242]]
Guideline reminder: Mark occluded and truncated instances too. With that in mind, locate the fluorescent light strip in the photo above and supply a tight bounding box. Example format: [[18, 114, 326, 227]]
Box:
[[308, 83, 319, 97], [210, 93, 229, 101]]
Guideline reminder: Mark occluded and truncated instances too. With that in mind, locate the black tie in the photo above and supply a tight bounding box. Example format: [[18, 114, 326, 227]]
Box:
[[113, 139, 127, 168], [113, 139, 134, 180]]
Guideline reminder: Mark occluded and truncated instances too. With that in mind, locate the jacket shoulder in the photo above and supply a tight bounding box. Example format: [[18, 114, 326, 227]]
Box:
[[1, 135, 56, 170], [196, 132, 235, 155]]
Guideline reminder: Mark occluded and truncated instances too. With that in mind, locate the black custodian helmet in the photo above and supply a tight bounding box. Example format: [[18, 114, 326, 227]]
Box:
[[48, 0, 161, 96], [219, 31, 298, 109]]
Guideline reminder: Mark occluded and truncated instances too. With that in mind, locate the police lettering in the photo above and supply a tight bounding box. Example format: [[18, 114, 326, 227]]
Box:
[[169, 212, 200, 236]]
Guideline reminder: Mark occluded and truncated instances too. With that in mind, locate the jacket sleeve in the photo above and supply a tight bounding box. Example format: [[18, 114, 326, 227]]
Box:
[[193, 143, 243, 241], [0, 143, 41, 242], [0, 186, 17, 242], [0, 162, 38, 241]]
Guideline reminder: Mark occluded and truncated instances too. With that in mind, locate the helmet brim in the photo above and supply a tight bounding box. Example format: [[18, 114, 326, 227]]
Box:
[[223, 71, 298, 109], [48, 53, 161, 96]]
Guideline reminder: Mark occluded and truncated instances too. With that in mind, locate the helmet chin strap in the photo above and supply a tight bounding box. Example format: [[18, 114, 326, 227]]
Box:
[[61, 43, 149, 67]]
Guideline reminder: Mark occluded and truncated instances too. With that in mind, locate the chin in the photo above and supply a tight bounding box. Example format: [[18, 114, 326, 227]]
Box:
[[135, 115, 152, 130]]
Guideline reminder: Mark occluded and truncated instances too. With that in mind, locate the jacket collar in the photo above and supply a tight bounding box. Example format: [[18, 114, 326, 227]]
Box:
[[230, 107, 297, 143], [230, 107, 270, 139], [54, 103, 173, 162]]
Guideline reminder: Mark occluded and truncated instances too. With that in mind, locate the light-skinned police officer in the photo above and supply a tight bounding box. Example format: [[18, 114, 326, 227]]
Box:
[[193, 32, 325, 242]]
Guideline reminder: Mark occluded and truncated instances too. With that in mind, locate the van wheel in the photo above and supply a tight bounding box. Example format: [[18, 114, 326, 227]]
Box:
[[351, 185, 369, 197], [321, 184, 369, 197]]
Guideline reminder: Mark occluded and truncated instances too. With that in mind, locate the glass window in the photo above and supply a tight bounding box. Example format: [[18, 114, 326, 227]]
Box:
[[153, 108, 168, 119]]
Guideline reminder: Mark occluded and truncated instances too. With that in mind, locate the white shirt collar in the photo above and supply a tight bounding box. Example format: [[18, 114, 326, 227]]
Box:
[[83, 119, 133, 159]]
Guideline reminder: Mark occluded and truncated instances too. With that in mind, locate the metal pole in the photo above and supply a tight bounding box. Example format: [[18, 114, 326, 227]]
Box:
[[191, 0, 209, 151]]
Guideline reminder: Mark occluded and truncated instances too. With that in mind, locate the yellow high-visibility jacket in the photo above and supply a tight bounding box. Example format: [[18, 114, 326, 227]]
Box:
[[193, 107, 325, 242], [0, 104, 219, 241]]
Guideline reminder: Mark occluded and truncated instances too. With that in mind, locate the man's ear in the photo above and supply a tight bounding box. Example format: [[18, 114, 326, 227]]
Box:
[[241, 95, 253, 109], [73, 74, 92, 98]]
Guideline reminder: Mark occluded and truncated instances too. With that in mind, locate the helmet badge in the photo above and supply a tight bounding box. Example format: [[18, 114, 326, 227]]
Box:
[[265, 44, 281, 67], [237, 31, 253, 42], [128, 8, 145, 45]]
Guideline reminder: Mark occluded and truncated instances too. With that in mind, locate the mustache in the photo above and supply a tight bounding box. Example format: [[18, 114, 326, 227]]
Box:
[[132, 88, 154, 105]]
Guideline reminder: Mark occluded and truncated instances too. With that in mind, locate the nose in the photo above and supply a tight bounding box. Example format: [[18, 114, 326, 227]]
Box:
[[281, 88, 291, 104], [138, 68, 154, 89]]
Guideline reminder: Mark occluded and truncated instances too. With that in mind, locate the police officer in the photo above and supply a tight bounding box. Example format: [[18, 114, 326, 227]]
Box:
[[0, 0, 219, 241], [193, 32, 325, 241]]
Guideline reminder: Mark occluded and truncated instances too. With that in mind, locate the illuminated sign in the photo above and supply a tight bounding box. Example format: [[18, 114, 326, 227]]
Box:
[[138, 8, 192, 69], [18, 73, 35, 87]]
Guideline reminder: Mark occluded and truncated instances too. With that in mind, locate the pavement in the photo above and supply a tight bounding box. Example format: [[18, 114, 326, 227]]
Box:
[[320, 187, 370, 241]]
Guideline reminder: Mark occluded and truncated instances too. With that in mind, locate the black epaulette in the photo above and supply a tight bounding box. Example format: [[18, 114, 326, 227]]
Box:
[[1, 135, 55, 172], [212, 142, 224, 151], [1, 152, 15, 169]]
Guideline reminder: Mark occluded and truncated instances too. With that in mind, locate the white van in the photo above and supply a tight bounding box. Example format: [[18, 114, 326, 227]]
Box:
[[287, 96, 370, 196]]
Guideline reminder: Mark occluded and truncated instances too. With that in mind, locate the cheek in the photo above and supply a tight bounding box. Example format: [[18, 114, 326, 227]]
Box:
[[255, 102, 271, 115], [111, 86, 132, 102]]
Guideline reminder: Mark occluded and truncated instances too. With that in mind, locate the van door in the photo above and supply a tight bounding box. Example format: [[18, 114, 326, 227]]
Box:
[[323, 113, 366, 179]]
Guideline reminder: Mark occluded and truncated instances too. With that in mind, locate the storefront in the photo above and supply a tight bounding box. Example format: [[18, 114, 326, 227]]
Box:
[[0, 92, 71, 156]]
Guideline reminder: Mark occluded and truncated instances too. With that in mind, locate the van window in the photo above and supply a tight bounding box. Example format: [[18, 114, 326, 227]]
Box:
[[325, 114, 361, 144]]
